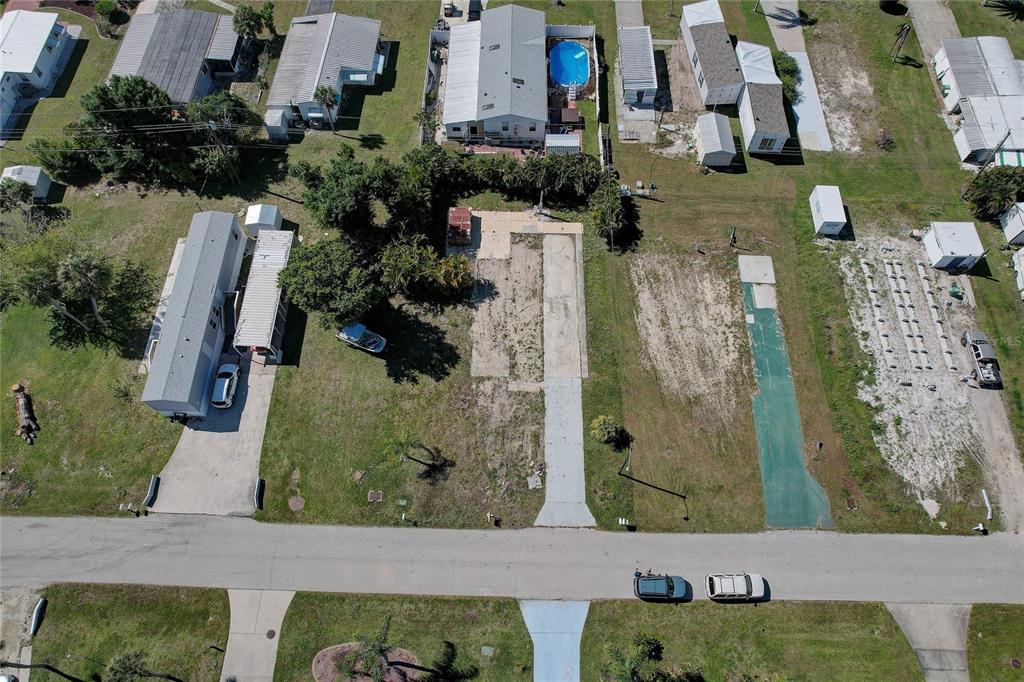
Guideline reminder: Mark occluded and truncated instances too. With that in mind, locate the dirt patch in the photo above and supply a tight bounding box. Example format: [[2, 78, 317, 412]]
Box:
[[628, 253, 749, 424], [312, 644, 421, 682], [835, 234, 986, 507], [475, 378, 544, 497], [665, 42, 706, 122], [806, 21, 878, 153], [0, 588, 40, 662]]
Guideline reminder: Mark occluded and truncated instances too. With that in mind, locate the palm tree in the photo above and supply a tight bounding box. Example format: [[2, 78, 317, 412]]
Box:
[[314, 85, 339, 132], [338, 616, 395, 682], [56, 252, 112, 326]]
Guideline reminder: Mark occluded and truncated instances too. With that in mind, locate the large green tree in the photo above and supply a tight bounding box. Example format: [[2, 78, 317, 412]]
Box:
[[277, 238, 385, 328], [963, 166, 1024, 219]]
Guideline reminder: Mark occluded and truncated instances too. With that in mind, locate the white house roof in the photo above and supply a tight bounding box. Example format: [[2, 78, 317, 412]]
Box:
[[0, 10, 59, 76], [1000, 202, 1024, 242], [926, 221, 984, 257], [958, 95, 1024, 153], [682, 0, 725, 27], [545, 133, 580, 147], [618, 26, 657, 91], [267, 12, 381, 107], [234, 230, 294, 349], [696, 112, 734, 154], [245, 204, 282, 228], [443, 4, 547, 125], [939, 37, 1024, 98], [736, 41, 780, 85], [2, 164, 46, 188]]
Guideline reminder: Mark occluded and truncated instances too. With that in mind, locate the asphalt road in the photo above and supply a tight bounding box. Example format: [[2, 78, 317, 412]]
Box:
[[2, 516, 1022, 604]]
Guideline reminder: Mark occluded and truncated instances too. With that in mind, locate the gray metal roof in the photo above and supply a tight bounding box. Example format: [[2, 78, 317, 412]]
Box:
[[208, 14, 239, 62], [234, 230, 293, 349], [618, 26, 657, 91], [141, 212, 244, 409], [941, 38, 997, 98], [109, 10, 238, 103], [476, 4, 547, 122], [746, 82, 788, 135], [267, 12, 381, 107], [688, 20, 742, 89]]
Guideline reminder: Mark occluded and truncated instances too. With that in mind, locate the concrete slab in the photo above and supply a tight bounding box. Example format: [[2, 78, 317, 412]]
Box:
[[751, 283, 778, 309], [886, 603, 970, 682], [614, 0, 645, 28], [536, 377, 595, 527], [150, 358, 276, 516], [907, 0, 961, 63], [544, 235, 584, 378], [787, 51, 833, 153], [762, 0, 806, 52], [519, 600, 590, 682], [738, 255, 777, 284], [221, 589, 295, 682]]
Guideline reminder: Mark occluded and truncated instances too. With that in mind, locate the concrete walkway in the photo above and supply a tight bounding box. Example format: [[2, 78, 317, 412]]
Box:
[[908, 0, 960, 63], [614, 0, 645, 29], [519, 600, 590, 682], [886, 603, 971, 682], [221, 590, 295, 682], [761, 0, 805, 52], [3, 516, 1022, 604], [150, 358, 276, 516], [787, 51, 833, 152]]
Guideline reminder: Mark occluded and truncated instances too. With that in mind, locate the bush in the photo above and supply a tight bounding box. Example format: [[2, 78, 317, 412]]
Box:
[[95, 0, 116, 17], [963, 166, 1024, 220], [590, 415, 627, 446], [874, 128, 895, 151], [772, 50, 803, 104]]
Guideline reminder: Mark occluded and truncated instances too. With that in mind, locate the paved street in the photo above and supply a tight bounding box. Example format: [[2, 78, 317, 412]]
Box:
[[2, 517, 1022, 604]]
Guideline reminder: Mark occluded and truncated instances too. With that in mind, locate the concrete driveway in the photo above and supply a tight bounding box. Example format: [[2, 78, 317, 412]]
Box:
[[149, 357, 276, 516]]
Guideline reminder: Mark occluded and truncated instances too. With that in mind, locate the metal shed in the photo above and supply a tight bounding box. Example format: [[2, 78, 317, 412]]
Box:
[[618, 26, 657, 108], [2, 165, 51, 202], [809, 185, 846, 236], [234, 230, 294, 362], [693, 112, 735, 167], [545, 133, 581, 156], [922, 221, 984, 271], [245, 204, 283, 234], [1000, 202, 1024, 245]]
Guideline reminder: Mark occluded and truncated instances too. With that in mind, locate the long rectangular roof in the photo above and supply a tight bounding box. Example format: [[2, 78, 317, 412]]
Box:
[[0, 10, 59, 76], [736, 41, 787, 135], [959, 95, 1024, 152], [940, 36, 1024, 98], [683, 1, 742, 90], [234, 230, 293, 349], [109, 10, 236, 103], [267, 12, 381, 107], [443, 4, 547, 124], [618, 26, 657, 91], [142, 212, 243, 408]]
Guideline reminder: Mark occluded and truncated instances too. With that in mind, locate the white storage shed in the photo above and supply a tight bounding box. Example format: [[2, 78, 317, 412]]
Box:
[[545, 133, 581, 156], [1001, 203, 1024, 245], [245, 204, 283, 234], [2, 165, 51, 203], [694, 112, 735, 167], [1013, 248, 1024, 301], [922, 221, 984, 271], [809, 185, 846, 236]]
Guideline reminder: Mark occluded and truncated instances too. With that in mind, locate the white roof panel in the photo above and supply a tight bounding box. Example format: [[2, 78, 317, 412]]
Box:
[[959, 95, 1024, 152], [812, 185, 845, 222], [683, 0, 725, 27], [618, 26, 657, 90], [234, 230, 294, 348], [545, 133, 580, 147], [109, 13, 159, 78], [927, 222, 984, 257], [443, 21, 482, 125], [696, 112, 734, 154], [977, 36, 1024, 96], [0, 10, 58, 75], [736, 41, 780, 85], [245, 204, 282, 228], [2, 164, 45, 187]]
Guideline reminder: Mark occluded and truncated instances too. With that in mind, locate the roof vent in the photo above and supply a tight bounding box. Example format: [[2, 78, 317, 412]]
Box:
[[482, 103, 494, 110], [512, 77, 525, 85], [489, 44, 500, 50]]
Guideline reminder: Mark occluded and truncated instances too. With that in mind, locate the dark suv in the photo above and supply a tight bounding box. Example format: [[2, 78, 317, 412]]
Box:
[[633, 571, 687, 602]]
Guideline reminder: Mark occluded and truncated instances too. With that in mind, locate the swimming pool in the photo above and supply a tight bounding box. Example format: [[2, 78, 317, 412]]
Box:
[[549, 41, 590, 87]]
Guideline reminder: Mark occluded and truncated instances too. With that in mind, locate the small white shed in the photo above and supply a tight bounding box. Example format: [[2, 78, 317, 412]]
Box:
[[809, 185, 846, 236], [545, 133, 581, 156], [999, 202, 1024, 245], [245, 204, 283, 234], [694, 112, 735, 167], [1013, 248, 1024, 301], [2, 165, 51, 203], [922, 221, 984, 271], [263, 108, 289, 142]]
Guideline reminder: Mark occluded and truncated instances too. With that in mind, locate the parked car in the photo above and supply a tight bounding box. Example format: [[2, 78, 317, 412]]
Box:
[[210, 363, 240, 409], [633, 571, 687, 602], [336, 322, 387, 354], [961, 330, 1002, 388], [704, 573, 766, 602]]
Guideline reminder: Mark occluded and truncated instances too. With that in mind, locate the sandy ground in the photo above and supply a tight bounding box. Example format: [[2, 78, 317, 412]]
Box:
[[0, 588, 38, 664], [629, 253, 748, 424], [833, 234, 1021, 522], [807, 22, 877, 154]]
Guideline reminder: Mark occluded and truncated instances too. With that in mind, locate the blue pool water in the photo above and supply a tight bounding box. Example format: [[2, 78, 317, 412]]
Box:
[[549, 41, 590, 87]]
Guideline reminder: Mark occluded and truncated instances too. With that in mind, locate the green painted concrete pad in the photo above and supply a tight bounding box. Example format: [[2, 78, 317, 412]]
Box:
[[742, 283, 833, 528]]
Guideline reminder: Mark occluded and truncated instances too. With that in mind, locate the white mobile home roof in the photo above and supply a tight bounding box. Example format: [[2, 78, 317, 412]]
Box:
[[545, 133, 580, 147], [443, 21, 482, 125], [939, 37, 1024, 98], [1000, 202, 1024, 243], [695, 112, 734, 154], [267, 12, 381, 106], [207, 14, 239, 61], [618, 26, 657, 91], [234, 230, 293, 349], [683, 0, 725, 26], [0, 10, 58, 76], [245, 204, 283, 229], [736, 41, 780, 85], [958, 95, 1024, 152], [924, 222, 984, 260], [2, 164, 46, 188]]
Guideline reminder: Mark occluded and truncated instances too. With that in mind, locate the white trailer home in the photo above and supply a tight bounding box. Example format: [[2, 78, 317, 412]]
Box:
[[2, 165, 51, 203], [932, 36, 1024, 114], [0, 11, 72, 135], [922, 221, 984, 272], [1000, 202, 1024, 245], [736, 41, 788, 155], [680, 0, 743, 106], [618, 26, 657, 109]]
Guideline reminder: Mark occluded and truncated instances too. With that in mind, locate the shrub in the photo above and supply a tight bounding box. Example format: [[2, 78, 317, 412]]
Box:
[[590, 415, 626, 446], [963, 166, 1024, 220], [874, 128, 895, 151], [95, 0, 116, 17], [772, 50, 803, 104]]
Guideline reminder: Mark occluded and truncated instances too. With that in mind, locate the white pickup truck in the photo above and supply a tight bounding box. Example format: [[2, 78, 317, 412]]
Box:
[[704, 573, 766, 602]]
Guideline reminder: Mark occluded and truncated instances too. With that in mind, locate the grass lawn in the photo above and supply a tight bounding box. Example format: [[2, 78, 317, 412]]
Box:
[[642, 0, 681, 41], [582, 601, 922, 681], [274, 593, 532, 681], [949, 0, 1024, 56], [967, 604, 1024, 681], [30, 584, 229, 682]]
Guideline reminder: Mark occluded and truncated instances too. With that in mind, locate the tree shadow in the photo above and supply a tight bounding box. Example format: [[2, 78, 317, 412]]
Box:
[[279, 305, 308, 367], [198, 144, 290, 201], [879, 0, 909, 16], [894, 54, 923, 68], [358, 133, 386, 150], [403, 443, 455, 485], [986, 0, 1024, 21], [607, 195, 643, 253], [373, 303, 460, 384], [652, 50, 673, 112], [595, 35, 611, 125]]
